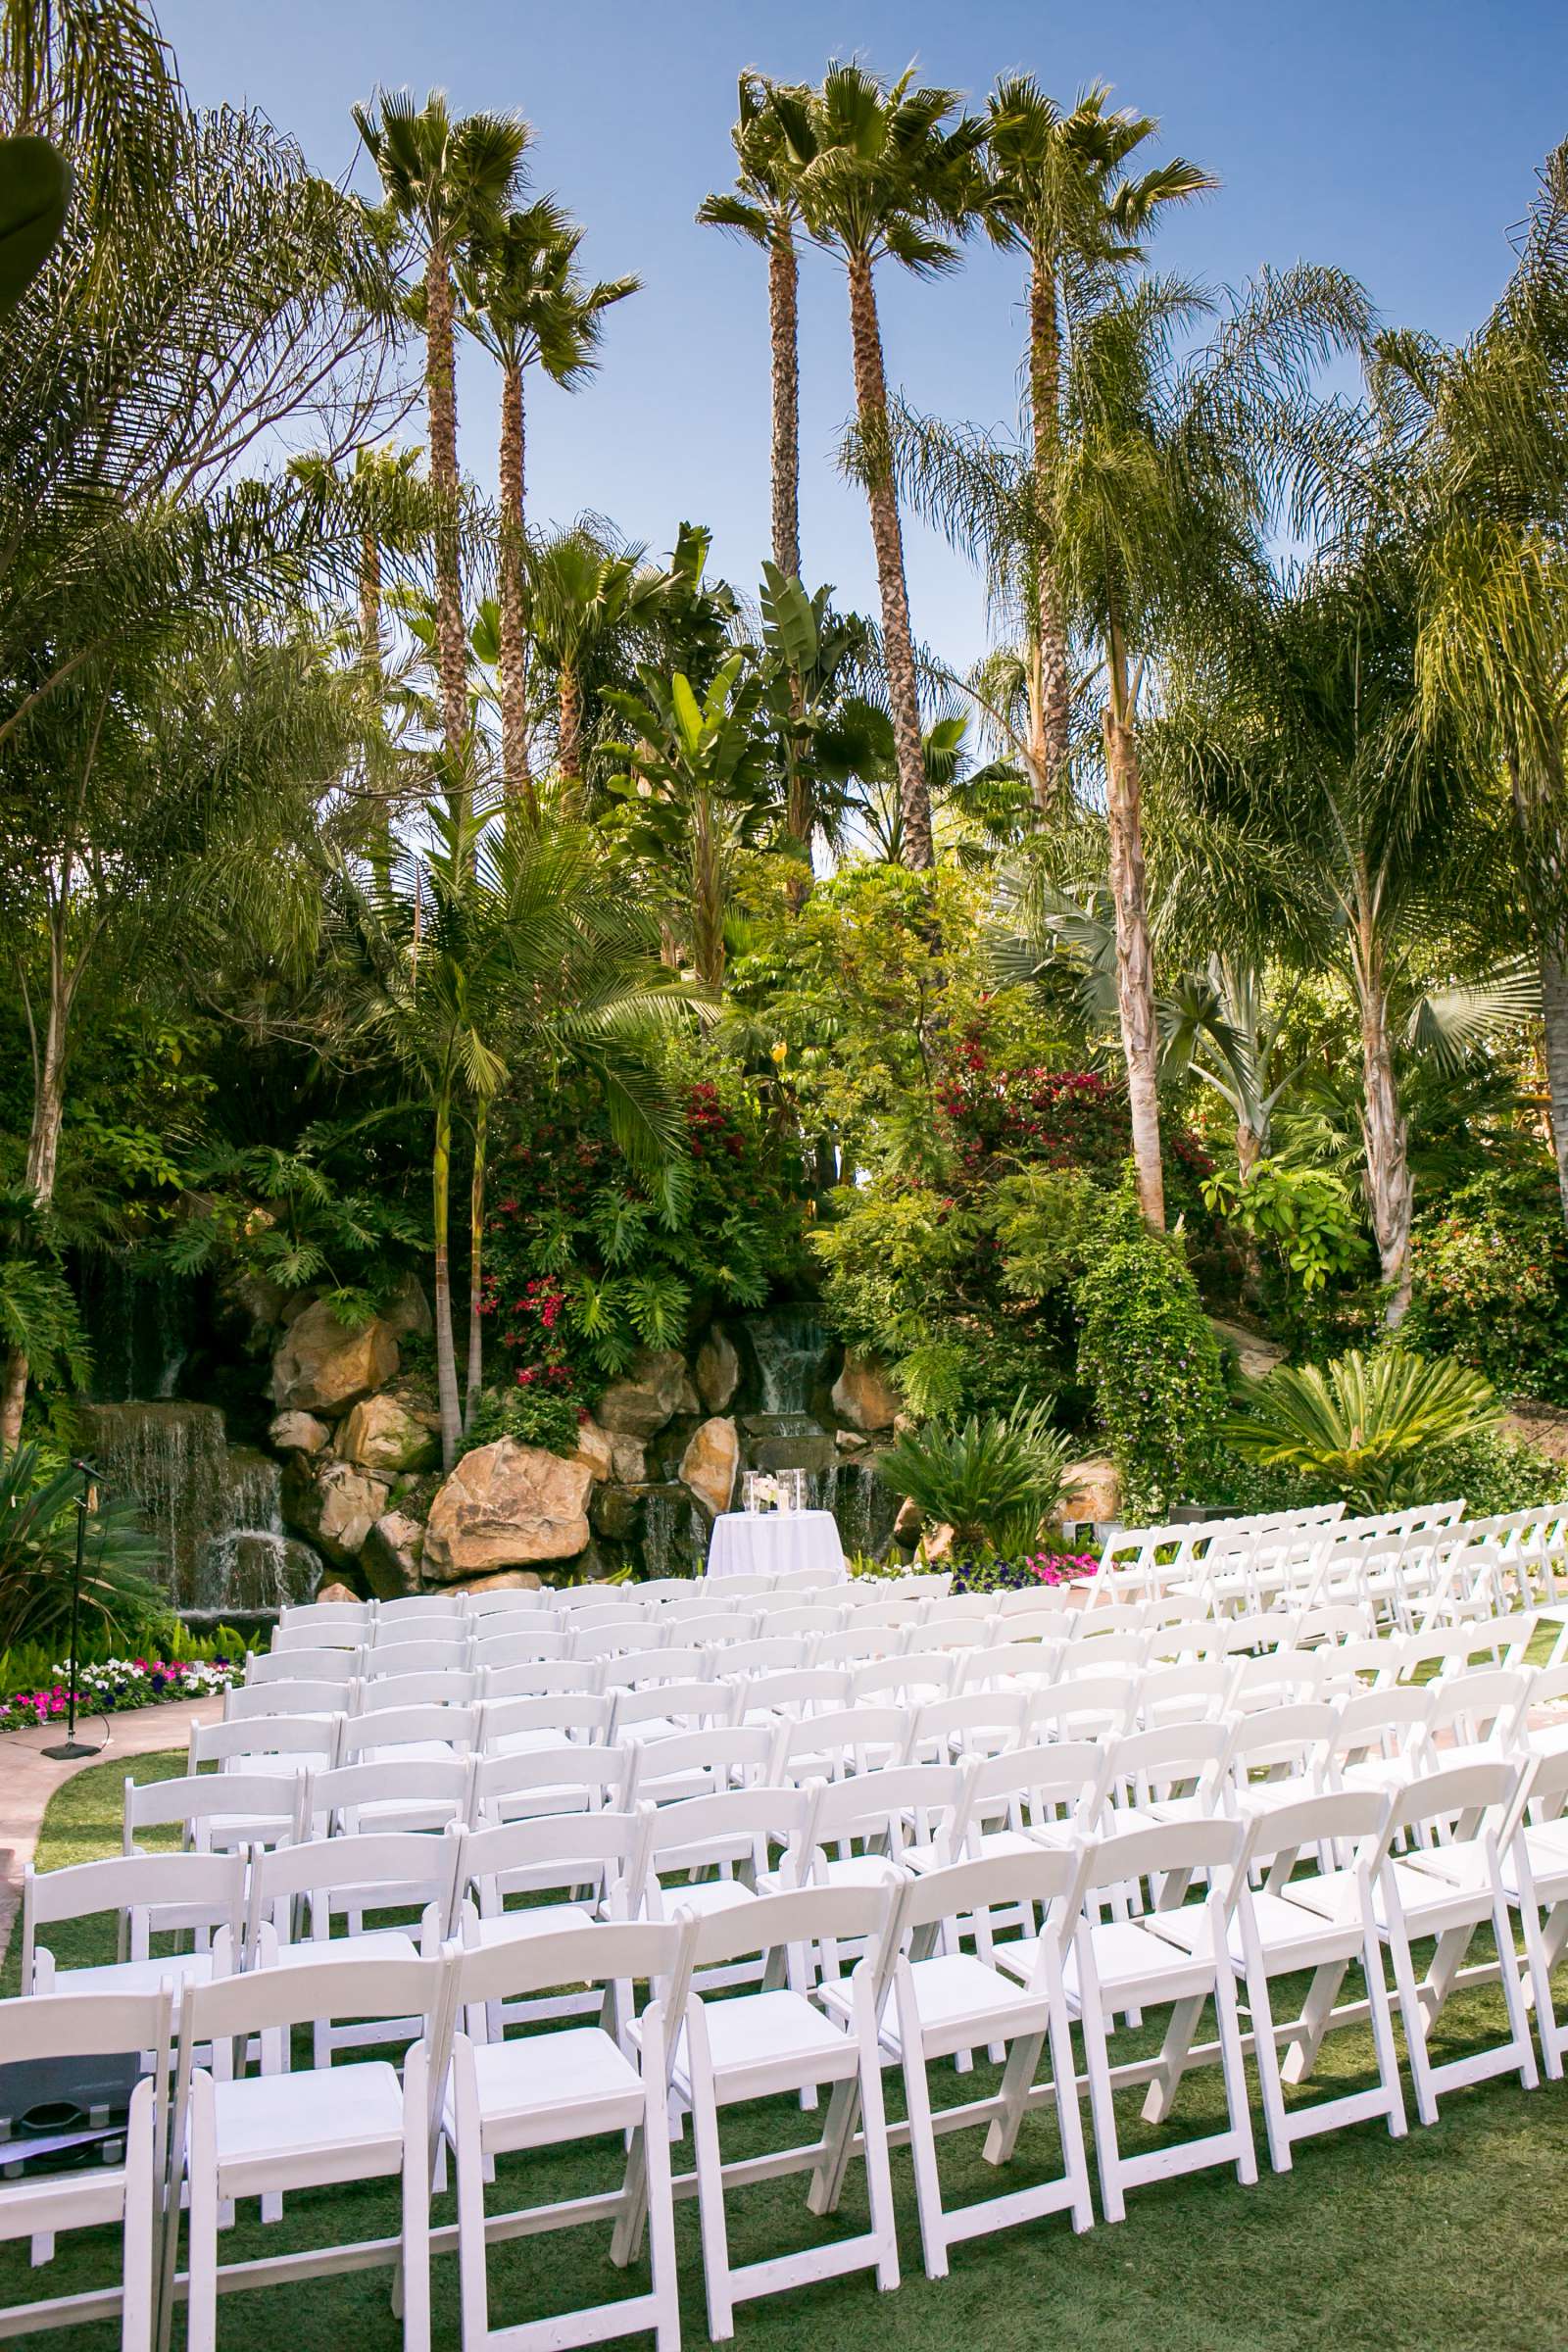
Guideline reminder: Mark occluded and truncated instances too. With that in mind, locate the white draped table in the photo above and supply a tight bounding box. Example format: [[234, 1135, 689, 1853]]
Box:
[[706, 1508, 846, 1583]]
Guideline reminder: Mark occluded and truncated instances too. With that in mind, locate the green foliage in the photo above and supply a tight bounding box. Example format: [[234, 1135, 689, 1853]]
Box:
[[1201, 1160, 1367, 1296], [1422, 1431, 1568, 1518], [159, 1137, 426, 1325], [1402, 1167, 1568, 1405], [1074, 1194, 1229, 1520], [875, 1396, 1071, 1557], [485, 1062, 808, 1385], [0, 1443, 170, 1653], [1225, 1348, 1504, 1513], [457, 1383, 586, 1462]]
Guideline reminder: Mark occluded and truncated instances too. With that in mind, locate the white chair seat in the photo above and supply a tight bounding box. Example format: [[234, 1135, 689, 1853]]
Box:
[[676, 1987, 855, 2093], [271, 1929, 421, 1968], [660, 1878, 755, 1918], [1157, 1888, 1362, 1968], [48, 1950, 214, 2004], [455, 2027, 644, 2152], [886, 1952, 1050, 2051], [1061, 1916, 1220, 2005], [471, 1902, 596, 1945], [211, 2059, 404, 2191], [1291, 1857, 1491, 1933]]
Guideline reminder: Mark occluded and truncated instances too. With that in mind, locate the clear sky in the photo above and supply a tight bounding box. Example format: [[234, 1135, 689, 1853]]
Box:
[[158, 0, 1566, 669]]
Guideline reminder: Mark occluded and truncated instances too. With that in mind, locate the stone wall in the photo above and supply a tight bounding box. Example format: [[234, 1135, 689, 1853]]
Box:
[[263, 1295, 908, 1599]]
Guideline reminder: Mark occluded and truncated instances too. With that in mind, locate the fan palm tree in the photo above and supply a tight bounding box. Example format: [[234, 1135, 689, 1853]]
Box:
[[699, 73, 813, 581], [353, 89, 530, 777], [792, 63, 987, 869], [1387, 142, 1568, 1225], [982, 76, 1215, 810], [338, 789, 694, 1461], [458, 198, 638, 815]]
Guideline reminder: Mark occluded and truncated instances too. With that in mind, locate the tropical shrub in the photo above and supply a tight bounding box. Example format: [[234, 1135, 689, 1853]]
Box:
[[1224, 1348, 1503, 1512], [1074, 1195, 1229, 1520], [0, 1443, 170, 1653], [483, 1066, 808, 1386], [1201, 1160, 1367, 1295], [457, 1381, 587, 1462], [1402, 1168, 1568, 1405], [875, 1396, 1071, 1556]]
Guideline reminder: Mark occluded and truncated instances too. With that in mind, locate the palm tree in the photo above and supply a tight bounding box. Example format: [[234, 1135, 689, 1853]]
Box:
[[1387, 143, 1568, 1225], [699, 73, 812, 580], [353, 89, 529, 776], [523, 523, 648, 803], [458, 198, 638, 815], [338, 792, 693, 1462], [792, 63, 987, 870], [982, 77, 1215, 811]]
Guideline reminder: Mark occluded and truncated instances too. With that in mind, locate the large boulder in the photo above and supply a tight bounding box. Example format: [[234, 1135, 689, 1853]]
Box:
[[337, 1394, 438, 1476], [270, 1298, 399, 1414], [283, 1456, 390, 1567], [571, 1420, 615, 1482], [1207, 1316, 1288, 1385], [449, 1568, 543, 1596], [269, 1409, 331, 1457], [679, 1416, 740, 1518], [383, 1273, 433, 1340], [595, 1348, 700, 1438], [831, 1351, 902, 1434], [695, 1327, 741, 1413], [422, 1440, 593, 1581], [362, 1510, 425, 1597], [1059, 1456, 1120, 1529]]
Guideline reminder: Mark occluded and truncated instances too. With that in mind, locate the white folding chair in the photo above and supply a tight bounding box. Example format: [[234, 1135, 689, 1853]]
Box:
[[1023, 1817, 1256, 2222], [660, 1882, 901, 2340], [222, 1680, 352, 1725], [479, 1690, 613, 1757], [21, 1851, 246, 2007], [768, 1702, 910, 1786], [732, 1667, 851, 1726], [164, 1953, 443, 2352], [469, 1627, 574, 1669], [608, 1677, 736, 1745], [622, 1721, 773, 1807], [466, 1742, 634, 1828], [357, 1667, 480, 1708], [245, 1646, 361, 1688], [481, 1656, 604, 1702], [122, 1771, 296, 1861], [441, 1919, 686, 2352], [302, 1754, 469, 1838], [187, 1714, 338, 1781], [244, 1832, 458, 2065], [0, 1986, 172, 2351], [861, 1850, 1095, 2278], [340, 1701, 479, 1765]]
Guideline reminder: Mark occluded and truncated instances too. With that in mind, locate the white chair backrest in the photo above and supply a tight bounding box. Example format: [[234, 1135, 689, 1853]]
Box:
[[188, 1715, 336, 1773], [23, 1850, 247, 1988], [623, 1722, 775, 1806], [223, 1679, 352, 1723], [769, 1702, 911, 1784], [273, 1616, 364, 1652], [717, 1636, 811, 1680], [610, 1679, 738, 1740], [481, 1656, 603, 1701], [122, 1770, 296, 1853], [479, 1690, 613, 1747], [246, 1645, 360, 1687], [906, 1688, 1032, 1764], [364, 1632, 471, 1672], [246, 1828, 460, 1952], [467, 1740, 633, 1825], [471, 1627, 573, 1668], [453, 1812, 643, 1927], [358, 1667, 479, 1710], [304, 1753, 468, 1836], [340, 1701, 479, 1759], [732, 1666, 852, 1722]]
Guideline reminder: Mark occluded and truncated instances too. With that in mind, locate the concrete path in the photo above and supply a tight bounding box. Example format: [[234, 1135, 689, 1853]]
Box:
[[0, 1694, 220, 1964]]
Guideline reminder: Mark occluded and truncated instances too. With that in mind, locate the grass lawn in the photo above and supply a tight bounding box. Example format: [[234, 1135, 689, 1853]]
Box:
[[4, 1749, 1568, 2351]]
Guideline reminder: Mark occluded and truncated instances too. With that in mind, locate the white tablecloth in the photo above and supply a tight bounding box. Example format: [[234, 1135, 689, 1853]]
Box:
[[706, 1509, 846, 1583]]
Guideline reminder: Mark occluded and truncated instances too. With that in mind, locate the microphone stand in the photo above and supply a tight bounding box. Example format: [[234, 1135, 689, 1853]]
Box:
[[42, 1457, 106, 1760]]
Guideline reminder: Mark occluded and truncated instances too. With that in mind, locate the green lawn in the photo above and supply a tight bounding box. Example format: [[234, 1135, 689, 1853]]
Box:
[[4, 1750, 1568, 2352]]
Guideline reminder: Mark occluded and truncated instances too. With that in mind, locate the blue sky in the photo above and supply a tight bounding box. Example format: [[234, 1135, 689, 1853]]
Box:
[[160, 0, 1565, 668]]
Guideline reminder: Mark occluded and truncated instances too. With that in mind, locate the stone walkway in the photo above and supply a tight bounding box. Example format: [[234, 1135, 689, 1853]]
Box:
[[0, 1694, 220, 1964]]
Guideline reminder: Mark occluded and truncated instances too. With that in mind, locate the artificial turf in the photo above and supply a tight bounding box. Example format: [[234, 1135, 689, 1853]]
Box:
[[3, 1747, 1568, 2351]]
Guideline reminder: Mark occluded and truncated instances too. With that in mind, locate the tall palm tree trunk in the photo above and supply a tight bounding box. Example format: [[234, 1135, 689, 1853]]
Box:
[[1028, 253, 1071, 815], [558, 662, 584, 808], [1351, 907, 1413, 1324], [1102, 630, 1164, 1228], [846, 251, 933, 871], [423, 247, 469, 775], [432, 1086, 462, 1468], [1541, 950, 1568, 1228], [768, 232, 802, 580], [465, 1099, 488, 1431], [497, 361, 538, 821], [1, 898, 73, 1453]]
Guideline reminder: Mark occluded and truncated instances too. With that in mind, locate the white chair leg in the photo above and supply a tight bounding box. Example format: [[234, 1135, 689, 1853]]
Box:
[[1211, 1962, 1258, 2185], [854, 1978, 901, 2296], [184, 2084, 219, 2352], [122, 2080, 156, 2352], [1246, 1963, 1294, 2174], [689, 2049, 735, 2343], [399, 2052, 431, 2352]]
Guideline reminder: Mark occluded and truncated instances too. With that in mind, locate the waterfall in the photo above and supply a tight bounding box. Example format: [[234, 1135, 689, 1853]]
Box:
[[75, 1400, 319, 1617], [744, 1305, 830, 1417], [77, 1261, 194, 1402], [638, 1485, 710, 1581]]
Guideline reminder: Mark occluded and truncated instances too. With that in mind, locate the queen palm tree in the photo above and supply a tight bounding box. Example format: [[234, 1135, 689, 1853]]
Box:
[[353, 89, 529, 779], [458, 198, 638, 816], [699, 73, 813, 580], [792, 63, 987, 870], [523, 523, 648, 803], [982, 76, 1214, 812]]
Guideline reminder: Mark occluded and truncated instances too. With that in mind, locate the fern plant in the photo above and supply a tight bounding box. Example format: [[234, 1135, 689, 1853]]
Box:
[[1224, 1348, 1502, 1513], [875, 1396, 1071, 1557]]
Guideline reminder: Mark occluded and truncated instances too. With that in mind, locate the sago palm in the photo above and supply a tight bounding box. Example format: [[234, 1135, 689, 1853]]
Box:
[[354, 88, 530, 769], [875, 1396, 1071, 1557], [791, 62, 987, 870], [458, 197, 638, 814], [1225, 1348, 1501, 1513]]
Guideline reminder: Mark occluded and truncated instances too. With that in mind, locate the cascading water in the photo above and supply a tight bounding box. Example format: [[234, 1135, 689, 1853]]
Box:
[[74, 1400, 319, 1616], [744, 1303, 830, 1417], [724, 1307, 900, 1566], [76, 1261, 194, 1402], [638, 1484, 710, 1582]]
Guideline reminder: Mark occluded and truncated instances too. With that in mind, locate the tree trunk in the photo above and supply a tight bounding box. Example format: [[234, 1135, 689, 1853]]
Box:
[[360, 529, 382, 675], [1542, 950, 1568, 1229], [1236, 1120, 1263, 1181], [464, 1098, 488, 1432], [1352, 914, 1413, 1324], [423, 247, 469, 776], [497, 360, 538, 821], [0, 932, 70, 1453], [845, 250, 933, 871], [431, 1088, 462, 1470], [558, 661, 583, 808], [768, 232, 801, 581], [1102, 648, 1165, 1229], [690, 793, 725, 990], [1028, 253, 1071, 814]]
